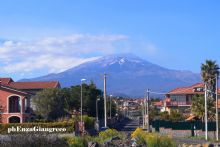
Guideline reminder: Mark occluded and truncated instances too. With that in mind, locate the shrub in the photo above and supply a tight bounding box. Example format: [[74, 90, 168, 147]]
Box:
[[131, 128, 176, 147], [64, 136, 87, 147], [131, 127, 147, 145], [99, 129, 121, 140], [85, 135, 102, 144], [145, 133, 176, 147], [82, 115, 95, 129]]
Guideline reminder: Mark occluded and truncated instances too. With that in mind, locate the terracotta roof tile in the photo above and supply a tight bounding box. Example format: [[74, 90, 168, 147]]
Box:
[[167, 83, 220, 95], [0, 78, 14, 85], [153, 101, 163, 107], [0, 84, 28, 95], [8, 81, 60, 90]]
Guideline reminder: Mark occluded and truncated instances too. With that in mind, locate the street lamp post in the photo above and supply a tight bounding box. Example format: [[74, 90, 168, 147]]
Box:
[[110, 95, 113, 119], [205, 83, 208, 140], [96, 96, 100, 121], [216, 74, 219, 141], [144, 98, 146, 127], [103, 74, 107, 128], [115, 97, 119, 116], [146, 89, 150, 132], [81, 79, 86, 123], [141, 102, 144, 129]]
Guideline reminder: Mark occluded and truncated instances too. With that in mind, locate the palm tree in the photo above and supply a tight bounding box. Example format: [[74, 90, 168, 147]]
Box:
[[200, 60, 219, 123], [201, 60, 219, 99]]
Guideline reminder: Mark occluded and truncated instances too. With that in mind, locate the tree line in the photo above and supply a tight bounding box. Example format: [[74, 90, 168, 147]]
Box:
[[32, 82, 115, 121]]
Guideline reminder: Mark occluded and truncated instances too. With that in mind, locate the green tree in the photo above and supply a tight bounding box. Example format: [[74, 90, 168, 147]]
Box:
[[33, 88, 67, 120], [149, 106, 160, 120], [159, 111, 170, 120], [169, 109, 185, 121], [33, 82, 113, 120], [201, 60, 219, 122], [158, 110, 185, 121], [83, 82, 103, 117], [201, 60, 219, 98], [64, 82, 105, 118], [191, 94, 215, 121]]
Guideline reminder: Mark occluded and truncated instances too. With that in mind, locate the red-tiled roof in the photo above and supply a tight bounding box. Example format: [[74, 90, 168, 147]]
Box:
[[0, 84, 28, 95], [0, 78, 14, 85], [8, 81, 60, 90], [167, 83, 220, 95], [153, 101, 163, 107], [168, 83, 205, 94]]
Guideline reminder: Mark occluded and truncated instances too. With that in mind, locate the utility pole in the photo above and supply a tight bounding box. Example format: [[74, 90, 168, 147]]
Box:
[[143, 97, 146, 128], [103, 74, 107, 128], [80, 79, 86, 123], [205, 83, 208, 140], [146, 89, 150, 132], [141, 102, 144, 129], [110, 95, 113, 119], [216, 74, 219, 141]]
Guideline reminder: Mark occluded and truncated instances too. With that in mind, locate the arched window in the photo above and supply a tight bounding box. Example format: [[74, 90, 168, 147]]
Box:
[[9, 96, 21, 113], [8, 116, 20, 123]]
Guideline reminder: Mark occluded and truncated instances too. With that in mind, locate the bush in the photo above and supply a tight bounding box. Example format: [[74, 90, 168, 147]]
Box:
[[70, 115, 95, 129], [131, 128, 176, 147], [145, 133, 175, 147], [99, 129, 121, 140], [131, 127, 147, 145], [64, 136, 87, 147], [82, 115, 95, 129], [84, 135, 102, 144]]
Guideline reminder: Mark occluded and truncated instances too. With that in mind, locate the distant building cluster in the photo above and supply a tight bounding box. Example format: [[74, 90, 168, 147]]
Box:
[[1, 76, 219, 124]]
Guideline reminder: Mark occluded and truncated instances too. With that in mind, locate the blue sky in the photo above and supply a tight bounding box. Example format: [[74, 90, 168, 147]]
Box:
[[0, 0, 220, 80]]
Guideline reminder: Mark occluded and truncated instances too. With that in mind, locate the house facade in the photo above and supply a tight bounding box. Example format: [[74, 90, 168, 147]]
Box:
[[165, 83, 220, 115], [0, 77, 60, 124]]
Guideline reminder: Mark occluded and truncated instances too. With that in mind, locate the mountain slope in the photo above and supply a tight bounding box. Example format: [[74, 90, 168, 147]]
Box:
[[21, 53, 201, 97]]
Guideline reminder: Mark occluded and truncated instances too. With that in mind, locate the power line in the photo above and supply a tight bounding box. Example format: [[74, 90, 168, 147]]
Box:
[[148, 91, 167, 95]]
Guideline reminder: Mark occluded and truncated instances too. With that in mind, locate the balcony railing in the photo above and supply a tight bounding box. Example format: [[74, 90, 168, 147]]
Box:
[[166, 101, 191, 106]]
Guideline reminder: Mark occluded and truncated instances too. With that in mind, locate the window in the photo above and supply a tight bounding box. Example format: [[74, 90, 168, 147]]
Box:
[[9, 96, 21, 113]]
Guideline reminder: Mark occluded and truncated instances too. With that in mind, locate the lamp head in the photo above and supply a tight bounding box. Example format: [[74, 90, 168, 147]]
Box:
[[81, 78, 86, 82]]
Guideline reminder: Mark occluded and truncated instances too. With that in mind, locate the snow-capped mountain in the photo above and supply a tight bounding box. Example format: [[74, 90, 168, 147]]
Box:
[[21, 53, 201, 97]]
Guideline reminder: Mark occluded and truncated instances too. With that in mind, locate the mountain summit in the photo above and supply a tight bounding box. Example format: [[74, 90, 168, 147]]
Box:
[[21, 53, 201, 97]]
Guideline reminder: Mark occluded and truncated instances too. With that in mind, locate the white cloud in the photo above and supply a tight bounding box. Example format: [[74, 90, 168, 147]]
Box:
[[0, 34, 128, 75], [2, 55, 99, 73]]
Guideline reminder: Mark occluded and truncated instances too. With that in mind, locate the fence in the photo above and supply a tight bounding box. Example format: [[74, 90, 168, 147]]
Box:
[[150, 120, 217, 138]]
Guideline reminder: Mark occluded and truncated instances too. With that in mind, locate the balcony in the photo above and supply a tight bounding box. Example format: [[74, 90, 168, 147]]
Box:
[[166, 101, 191, 106]]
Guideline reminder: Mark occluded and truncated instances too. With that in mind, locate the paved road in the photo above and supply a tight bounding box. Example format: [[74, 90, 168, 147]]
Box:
[[115, 118, 140, 133]]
